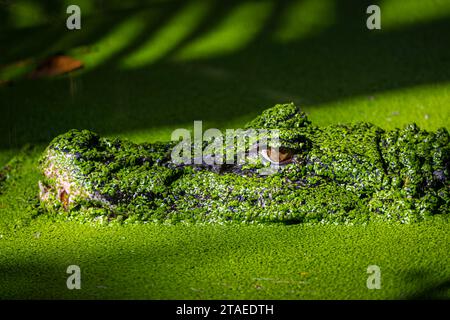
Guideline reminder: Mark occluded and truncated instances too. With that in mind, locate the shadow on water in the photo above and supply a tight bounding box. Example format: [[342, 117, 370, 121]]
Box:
[[403, 270, 450, 300], [0, 0, 449, 149]]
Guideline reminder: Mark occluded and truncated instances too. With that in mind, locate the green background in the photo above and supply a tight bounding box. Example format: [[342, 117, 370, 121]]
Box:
[[0, 0, 449, 299]]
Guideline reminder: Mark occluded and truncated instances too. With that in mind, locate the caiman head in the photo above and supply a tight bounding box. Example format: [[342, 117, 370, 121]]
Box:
[[38, 103, 449, 224]]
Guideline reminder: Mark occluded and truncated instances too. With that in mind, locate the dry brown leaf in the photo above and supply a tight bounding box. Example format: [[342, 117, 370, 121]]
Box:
[[29, 55, 84, 79]]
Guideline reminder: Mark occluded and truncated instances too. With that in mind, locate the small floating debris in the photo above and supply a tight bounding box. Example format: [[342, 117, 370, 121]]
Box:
[[29, 55, 84, 79]]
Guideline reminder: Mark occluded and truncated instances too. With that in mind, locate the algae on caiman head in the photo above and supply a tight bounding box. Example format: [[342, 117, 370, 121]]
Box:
[[38, 103, 450, 224]]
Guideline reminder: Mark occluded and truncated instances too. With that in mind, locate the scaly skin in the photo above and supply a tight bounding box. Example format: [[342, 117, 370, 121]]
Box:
[[38, 103, 449, 224]]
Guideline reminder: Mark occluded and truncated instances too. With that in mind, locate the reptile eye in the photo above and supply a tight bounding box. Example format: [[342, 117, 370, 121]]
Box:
[[264, 147, 294, 164]]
